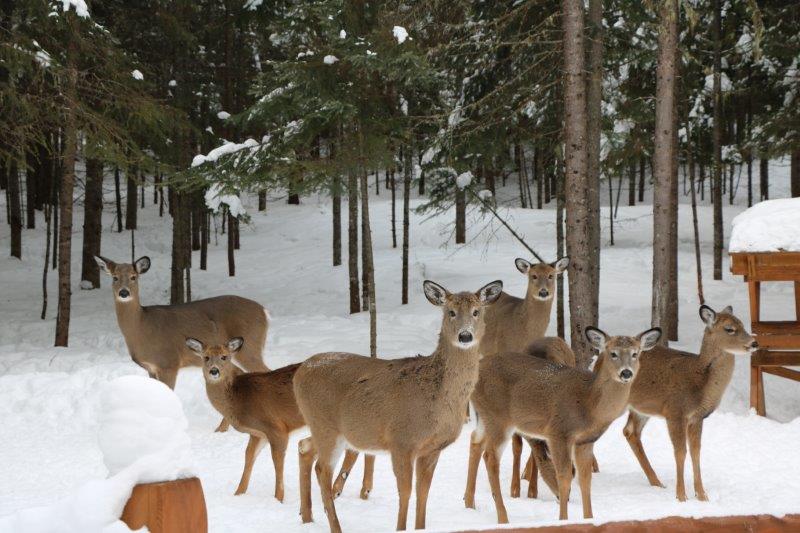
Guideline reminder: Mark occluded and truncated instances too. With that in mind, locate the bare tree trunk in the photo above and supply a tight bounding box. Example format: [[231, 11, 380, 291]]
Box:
[[651, 0, 679, 345], [402, 148, 412, 305], [535, 148, 543, 209], [170, 189, 187, 304], [628, 160, 636, 205], [125, 168, 137, 230], [391, 168, 397, 248], [687, 124, 704, 305], [638, 156, 645, 202], [455, 186, 466, 244], [159, 173, 165, 217], [759, 158, 768, 200], [544, 156, 552, 203], [556, 166, 566, 339], [227, 210, 236, 276], [191, 194, 201, 251], [791, 148, 800, 197], [360, 169, 377, 357], [667, 78, 680, 342], [586, 0, 603, 329], [8, 160, 22, 259], [333, 174, 342, 266], [348, 171, 360, 314], [200, 206, 208, 271], [153, 172, 159, 205], [418, 151, 425, 195], [258, 190, 266, 211], [608, 176, 615, 245], [140, 179, 145, 210], [712, 0, 723, 281], [113, 166, 122, 232], [25, 153, 35, 229], [42, 192, 52, 319], [52, 156, 59, 270], [80, 158, 103, 289], [562, 0, 593, 365]]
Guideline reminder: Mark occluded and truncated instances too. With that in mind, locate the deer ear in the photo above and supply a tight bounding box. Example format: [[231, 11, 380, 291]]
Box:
[[477, 280, 503, 305], [185, 338, 204, 355], [638, 328, 662, 351], [134, 256, 151, 274], [227, 337, 244, 353], [721, 305, 733, 315], [699, 305, 717, 327], [423, 280, 448, 306], [515, 258, 531, 274], [552, 257, 570, 273], [585, 327, 608, 351], [95, 256, 115, 275]]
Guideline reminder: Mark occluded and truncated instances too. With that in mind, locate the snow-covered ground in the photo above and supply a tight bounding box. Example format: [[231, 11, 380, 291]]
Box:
[[1, 161, 799, 532]]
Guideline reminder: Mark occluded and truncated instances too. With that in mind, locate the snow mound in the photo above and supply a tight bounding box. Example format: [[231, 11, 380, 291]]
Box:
[[393, 26, 409, 44], [323, 55, 339, 65], [131, 70, 143, 81], [456, 171, 473, 189], [729, 198, 800, 253]]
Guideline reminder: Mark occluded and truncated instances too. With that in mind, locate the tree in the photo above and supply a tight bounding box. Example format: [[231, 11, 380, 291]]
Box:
[[562, 0, 594, 367], [7, 160, 21, 258], [651, 0, 679, 345], [712, 0, 724, 281], [80, 157, 103, 288]]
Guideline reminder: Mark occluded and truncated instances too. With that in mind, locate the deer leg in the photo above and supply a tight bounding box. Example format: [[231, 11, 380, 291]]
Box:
[[549, 438, 574, 520], [482, 436, 510, 524], [414, 450, 441, 530], [592, 454, 600, 473], [214, 417, 230, 433], [522, 453, 533, 481], [623, 411, 665, 488], [526, 450, 538, 499], [574, 443, 594, 519], [269, 432, 289, 502], [464, 430, 483, 509], [360, 454, 375, 500], [667, 417, 689, 502], [391, 450, 414, 531], [510, 433, 522, 498], [314, 437, 344, 533], [333, 449, 359, 498], [235, 435, 266, 495], [687, 418, 707, 501], [158, 366, 179, 390], [532, 439, 559, 498], [299, 437, 316, 523]]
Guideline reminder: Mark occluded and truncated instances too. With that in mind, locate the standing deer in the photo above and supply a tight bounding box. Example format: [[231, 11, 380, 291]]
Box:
[[95, 255, 270, 390], [624, 305, 757, 502], [465, 327, 661, 522], [294, 279, 503, 533]]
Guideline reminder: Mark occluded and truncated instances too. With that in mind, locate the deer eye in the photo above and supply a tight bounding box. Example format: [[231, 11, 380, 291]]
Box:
[[113, 276, 119, 282], [631, 352, 639, 359], [724, 326, 736, 335], [548, 274, 554, 280], [130, 275, 137, 281], [449, 310, 456, 318], [221, 355, 228, 361], [204, 356, 210, 362], [611, 352, 619, 359], [472, 309, 479, 317], [532, 275, 538, 280]]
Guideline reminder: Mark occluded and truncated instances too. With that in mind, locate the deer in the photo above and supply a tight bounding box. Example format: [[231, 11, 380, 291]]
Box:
[[293, 279, 503, 533], [95, 255, 270, 432], [464, 326, 662, 522], [623, 304, 758, 502]]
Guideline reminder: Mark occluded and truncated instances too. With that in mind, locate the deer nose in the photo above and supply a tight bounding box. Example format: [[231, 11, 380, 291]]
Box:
[[749, 340, 759, 350], [209, 367, 220, 377], [458, 331, 473, 344], [118, 289, 130, 298], [538, 289, 549, 298], [619, 369, 633, 381]]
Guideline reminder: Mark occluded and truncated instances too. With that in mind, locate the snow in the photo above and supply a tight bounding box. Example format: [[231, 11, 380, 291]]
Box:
[[192, 139, 260, 168], [456, 171, 473, 189], [704, 72, 733, 93], [131, 70, 143, 81], [79, 280, 94, 290], [217, 111, 231, 120], [339, 30, 347, 39], [168, 79, 177, 87], [61, 0, 89, 18], [1, 160, 799, 532], [323, 55, 339, 65], [392, 26, 409, 44], [205, 183, 247, 218], [477, 189, 493, 200], [729, 198, 800, 253]]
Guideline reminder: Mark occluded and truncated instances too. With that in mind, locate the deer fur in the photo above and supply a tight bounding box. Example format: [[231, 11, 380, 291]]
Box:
[[623, 305, 758, 502], [480, 257, 569, 356], [294, 279, 503, 533], [95, 255, 269, 391], [185, 337, 304, 502], [465, 327, 661, 522]]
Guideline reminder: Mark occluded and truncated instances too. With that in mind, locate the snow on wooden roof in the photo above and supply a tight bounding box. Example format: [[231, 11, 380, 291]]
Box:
[[729, 198, 800, 253]]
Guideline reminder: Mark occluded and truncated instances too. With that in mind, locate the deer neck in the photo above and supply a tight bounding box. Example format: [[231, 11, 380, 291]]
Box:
[[114, 296, 145, 340], [587, 362, 632, 424], [430, 336, 483, 401], [696, 332, 736, 410], [205, 375, 237, 416], [522, 290, 554, 320]]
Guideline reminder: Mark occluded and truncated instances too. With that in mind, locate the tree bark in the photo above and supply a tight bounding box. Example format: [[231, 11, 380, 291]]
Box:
[[586, 0, 603, 329], [8, 160, 22, 259], [402, 148, 412, 305], [170, 189, 188, 304], [200, 206, 208, 271], [391, 168, 397, 248], [114, 167, 123, 232], [227, 210, 236, 276], [348, 171, 360, 314], [80, 158, 103, 289], [791, 148, 800, 197], [562, 0, 593, 366], [556, 163, 566, 339], [360, 170, 377, 357], [712, 0, 723, 281], [687, 124, 704, 305], [25, 152, 36, 229], [333, 174, 342, 266], [638, 156, 646, 202], [759, 158, 768, 200], [125, 168, 137, 230], [455, 186, 466, 244], [628, 160, 636, 205]]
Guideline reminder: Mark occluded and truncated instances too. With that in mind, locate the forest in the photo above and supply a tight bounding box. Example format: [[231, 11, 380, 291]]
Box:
[[1, 1, 800, 532]]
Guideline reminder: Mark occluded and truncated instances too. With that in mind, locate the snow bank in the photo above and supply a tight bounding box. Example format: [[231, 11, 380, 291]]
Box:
[[0, 376, 193, 533], [729, 198, 800, 252]]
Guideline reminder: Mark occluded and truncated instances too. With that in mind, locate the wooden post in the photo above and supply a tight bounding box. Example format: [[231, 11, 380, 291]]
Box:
[[121, 477, 207, 533]]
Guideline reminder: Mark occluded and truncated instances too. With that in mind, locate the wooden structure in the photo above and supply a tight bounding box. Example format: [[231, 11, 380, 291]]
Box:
[[121, 477, 208, 533], [730, 252, 800, 416]]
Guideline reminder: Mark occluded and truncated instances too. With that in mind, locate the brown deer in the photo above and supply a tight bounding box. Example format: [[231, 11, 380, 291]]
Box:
[[465, 326, 661, 522], [294, 279, 503, 533], [623, 304, 757, 502], [185, 337, 303, 501], [95, 255, 270, 390]]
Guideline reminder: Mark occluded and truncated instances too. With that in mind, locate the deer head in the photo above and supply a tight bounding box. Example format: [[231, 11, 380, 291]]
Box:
[[585, 326, 662, 384], [185, 337, 244, 382], [95, 255, 151, 303], [699, 305, 758, 355], [515, 257, 569, 301], [424, 280, 503, 350]]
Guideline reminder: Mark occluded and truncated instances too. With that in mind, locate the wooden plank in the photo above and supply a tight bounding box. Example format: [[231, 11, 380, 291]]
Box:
[[762, 366, 800, 382], [750, 365, 761, 414], [749, 281, 761, 325], [752, 335, 800, 349], [751, 351, 800, 367], [121, 477, 207, 533], [751, 321, 800, 335], [730, 252, 800, 279]]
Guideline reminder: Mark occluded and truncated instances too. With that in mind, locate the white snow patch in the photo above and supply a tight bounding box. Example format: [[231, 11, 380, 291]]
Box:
[[131, 70, 143, 81], [456, 171, 473, 189], [729, 198, 800, 253], [217, 111, 231, 120], [323, 55, 339, 65], [205, 183, 247, 218], [339, 30, 347, 39], [477, 189, 493, 200], [61, 0, 89, 18], [392, 26, 409, 44], [704, 72, 733, 93], [168, 79, 177, 87], [80, 280, 95, 290]]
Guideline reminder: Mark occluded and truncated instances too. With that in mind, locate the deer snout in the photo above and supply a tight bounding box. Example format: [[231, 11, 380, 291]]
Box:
[[117, 288, 130, 299], [748, 340, 759, 352], [619, 368, 634, 382], [458, 331, 474, 344], [538, 288, 550, 299], [209, 367, 221, 379]]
